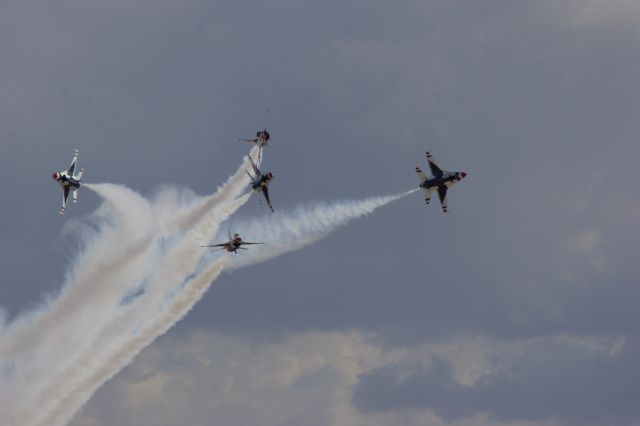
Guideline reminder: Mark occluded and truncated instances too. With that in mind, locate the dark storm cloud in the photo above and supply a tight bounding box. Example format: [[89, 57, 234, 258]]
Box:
[[353, 337, 640, 425]]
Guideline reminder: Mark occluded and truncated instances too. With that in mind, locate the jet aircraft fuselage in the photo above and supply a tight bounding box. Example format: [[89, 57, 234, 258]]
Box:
[[201, 232, 263, 254], [224, 236, 245, 253], [52, 149, 85, 214], [247, 155, 275, 212], [53, 172, 82, 190], [251, 174, 272, 191], [419, 172, 466, 191]]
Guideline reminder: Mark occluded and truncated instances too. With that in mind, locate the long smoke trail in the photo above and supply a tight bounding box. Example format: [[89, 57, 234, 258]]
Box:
[[0, 184, 157, 424], [159, 147, 260, 235], [0, 150, 258, 426], [0, 184, 154, 358], [23, 195, 251, 426], [224, 189, 419, 271], [1, 184, 156, 425], [32, 258, 228, 426]]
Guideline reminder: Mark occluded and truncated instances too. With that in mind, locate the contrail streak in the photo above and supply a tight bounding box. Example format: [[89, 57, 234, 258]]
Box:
[[0, 150, 257, 426], [31, 258, 228, 426], [160, 147, 260, 235], [1, 184, 157, 426], [0, 184, 153, 357], [224, 189, 419, 271], [21, 195, 251, 426]]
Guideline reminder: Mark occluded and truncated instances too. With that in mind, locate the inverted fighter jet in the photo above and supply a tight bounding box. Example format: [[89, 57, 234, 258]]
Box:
[[239, 129, 270, 149], [201, 230, 263, 254], [52, 149, 85, 214], [416, 151, 466, 213], [239, 129, 270, 162], [239, 111, 271, 161], [247, 155, 275, 212]]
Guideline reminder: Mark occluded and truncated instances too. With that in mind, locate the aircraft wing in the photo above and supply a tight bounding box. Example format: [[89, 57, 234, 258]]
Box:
[[60, 187, 70, 214], [68, 150, 78, 176], [261, 186, 274, 212], [240, 241, 263, 246], [426, 152, 443, 177], [437, 185, 448, 213], [415, 167, 428, 181], [201, 243, 227, 248]]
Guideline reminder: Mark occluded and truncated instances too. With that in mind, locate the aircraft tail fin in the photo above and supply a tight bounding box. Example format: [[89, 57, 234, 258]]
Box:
[[74, 168, 84, 181]]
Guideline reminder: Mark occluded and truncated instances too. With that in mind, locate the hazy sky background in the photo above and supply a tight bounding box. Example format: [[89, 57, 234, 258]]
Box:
[[2, 1, 640, 425]]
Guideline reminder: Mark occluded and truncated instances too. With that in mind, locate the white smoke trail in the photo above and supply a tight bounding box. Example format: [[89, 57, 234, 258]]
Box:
[[21, 195, 251, 426], [0, 184, 156, 424], [0, 150, 257, 426], [159, 147, 260, 235], [32, 258, 228, 426], [0, 192, 148, 424], [0, 184, 153, 357], [224, 189, 419, 271]]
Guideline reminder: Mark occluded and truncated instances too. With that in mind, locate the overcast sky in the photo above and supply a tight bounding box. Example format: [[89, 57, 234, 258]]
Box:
[[2, 1, 640, 425]]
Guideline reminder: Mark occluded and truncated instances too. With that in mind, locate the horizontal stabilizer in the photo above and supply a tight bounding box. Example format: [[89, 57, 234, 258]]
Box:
[[424, 189, 431, 205]]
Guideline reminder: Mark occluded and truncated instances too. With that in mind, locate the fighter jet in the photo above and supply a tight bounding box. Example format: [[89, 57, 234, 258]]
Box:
[[52, 149, 85, 214], [239, 129, 270, 149], [201, 230, 263, 254], [239, 111, 271, 161], [247, 155, 275, 212], [416, 151, 467, 213], [239, 128, 270, 162]]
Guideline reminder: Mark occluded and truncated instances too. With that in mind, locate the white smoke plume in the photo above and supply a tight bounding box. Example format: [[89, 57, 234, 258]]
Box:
[[224, 189, 419, 271], [0, 143, 416, 426], [159, 151, 259, 235], [0, 149, 259, 426], [30, 258, 229, 426], [23, 195, 250, 426]]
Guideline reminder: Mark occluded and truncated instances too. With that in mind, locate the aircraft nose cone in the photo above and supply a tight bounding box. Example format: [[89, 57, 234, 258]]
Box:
[[52, 172, 59, 180], [460, 172, 467, 178]]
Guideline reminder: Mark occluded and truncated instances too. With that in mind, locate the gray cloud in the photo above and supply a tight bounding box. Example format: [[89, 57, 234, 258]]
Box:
[[353, 336, 640, 425], [70, 331, 389, 426]]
